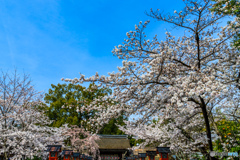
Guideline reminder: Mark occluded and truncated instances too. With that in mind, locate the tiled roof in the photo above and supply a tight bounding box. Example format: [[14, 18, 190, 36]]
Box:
[[62, 150, 73, 155], [46, 145, 62, 152], [97, 135, 131, 150], [73, 153, 81, 157]]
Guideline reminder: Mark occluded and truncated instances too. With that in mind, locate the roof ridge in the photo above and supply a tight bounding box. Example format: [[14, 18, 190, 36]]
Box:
[[98, 135, 128, 139]]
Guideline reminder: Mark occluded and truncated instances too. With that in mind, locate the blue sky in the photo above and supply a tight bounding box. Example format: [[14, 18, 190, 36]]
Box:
[[0, 0, 185, 92]]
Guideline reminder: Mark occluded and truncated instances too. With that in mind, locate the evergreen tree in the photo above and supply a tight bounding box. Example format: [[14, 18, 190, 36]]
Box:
[[44, 83, 125, 134]]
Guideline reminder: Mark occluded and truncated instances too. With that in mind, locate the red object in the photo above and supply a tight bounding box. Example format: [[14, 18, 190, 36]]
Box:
[[73, 153, 81, 160], [146, 151, 156, 160], [80, 154, 85, 160], [156, 147, 170, 160], [46, 145, 62, 160], [148, 156, 155, 160], [63, 150, 73, 160], [159, 153, 168, 160]]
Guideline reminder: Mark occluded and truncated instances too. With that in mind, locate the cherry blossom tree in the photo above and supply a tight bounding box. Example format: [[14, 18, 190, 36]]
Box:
[[63, 0, 240, 159], [0, 71, 67, 160], [64, 125, 100, 158]]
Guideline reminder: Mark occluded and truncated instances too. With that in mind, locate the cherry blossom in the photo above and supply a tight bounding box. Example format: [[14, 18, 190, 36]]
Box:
[[63, 0, 240, 159], [0, 71, 67, 160], [64, 126, 100, 158]]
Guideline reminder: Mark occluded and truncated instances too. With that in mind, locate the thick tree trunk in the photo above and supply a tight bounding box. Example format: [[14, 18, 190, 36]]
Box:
[[200, 97, 218, 160]]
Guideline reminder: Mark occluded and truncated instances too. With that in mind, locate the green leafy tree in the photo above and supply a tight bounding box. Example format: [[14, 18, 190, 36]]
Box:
[[98, 115, 126, 135], [44, 83, 125, 134], [214, 119, 240, 157]]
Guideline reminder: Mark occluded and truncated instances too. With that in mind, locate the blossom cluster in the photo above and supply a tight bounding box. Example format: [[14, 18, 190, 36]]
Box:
[[0, 72, 67, 159], [62, 0, 240, 156]]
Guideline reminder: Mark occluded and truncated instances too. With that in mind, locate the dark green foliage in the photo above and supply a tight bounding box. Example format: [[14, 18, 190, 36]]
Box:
[[44, 83, 110, 129], [98, 115, 126, 135], [26, 156, 42, 160], [128, 136, 145, 147], [43, 83, 126, 135]]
